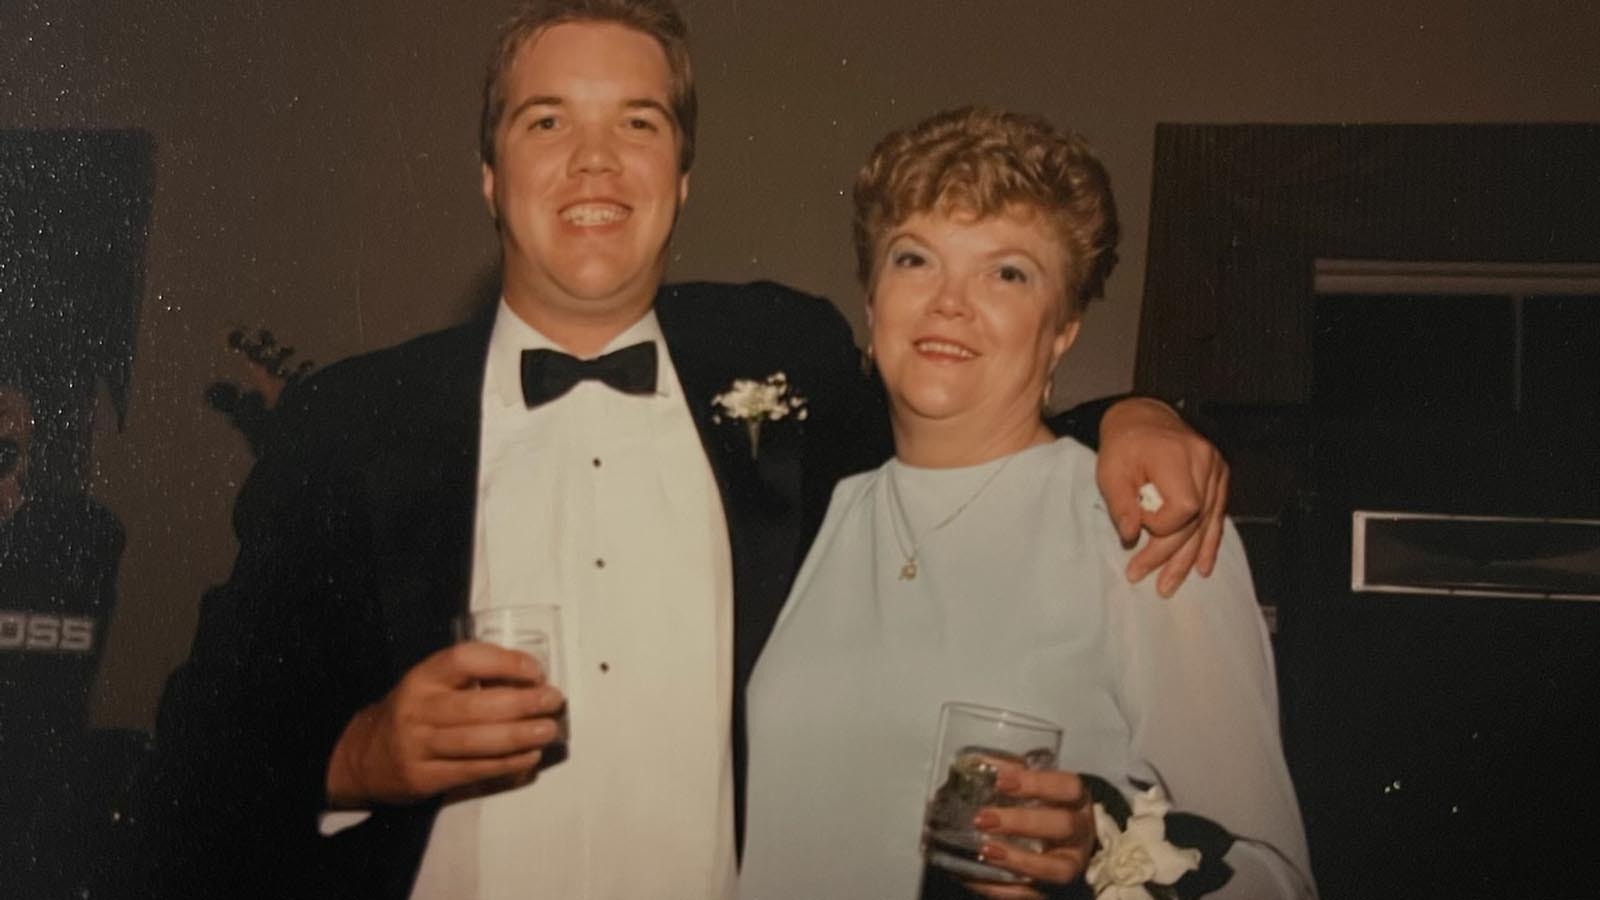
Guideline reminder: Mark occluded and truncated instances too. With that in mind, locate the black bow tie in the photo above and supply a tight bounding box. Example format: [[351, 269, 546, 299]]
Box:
[[520, 341, 659, 408]]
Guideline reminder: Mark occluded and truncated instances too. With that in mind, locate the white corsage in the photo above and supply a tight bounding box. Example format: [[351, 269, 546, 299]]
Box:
[[711, 372, 808, 458], [1082, 777, 1236, 899]]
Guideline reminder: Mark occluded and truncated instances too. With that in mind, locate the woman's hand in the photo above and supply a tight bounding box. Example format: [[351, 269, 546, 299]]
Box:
[[1096, 397, 1229, 597], [962, 766, 1095, 899]]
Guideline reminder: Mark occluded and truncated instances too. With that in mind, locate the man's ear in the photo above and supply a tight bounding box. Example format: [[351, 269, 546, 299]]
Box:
[[480, 162, 499, 222]]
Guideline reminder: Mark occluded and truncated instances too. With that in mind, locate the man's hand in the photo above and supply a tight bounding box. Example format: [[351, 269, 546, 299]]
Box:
[[325, 642, 565, 807], [1096, 397, 1229, 597], [962, 767, 1095, 899]]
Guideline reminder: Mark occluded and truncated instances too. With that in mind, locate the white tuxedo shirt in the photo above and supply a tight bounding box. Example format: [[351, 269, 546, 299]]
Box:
[[406, 303, 736, 900]]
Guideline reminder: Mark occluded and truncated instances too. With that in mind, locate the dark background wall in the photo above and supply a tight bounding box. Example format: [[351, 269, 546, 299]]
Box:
[[1, 0, 1595, 731]]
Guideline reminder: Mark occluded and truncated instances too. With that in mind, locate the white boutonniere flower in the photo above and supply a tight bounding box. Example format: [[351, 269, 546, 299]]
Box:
[[711, 372, 808, 458], [1086, 786, 1202, 900]]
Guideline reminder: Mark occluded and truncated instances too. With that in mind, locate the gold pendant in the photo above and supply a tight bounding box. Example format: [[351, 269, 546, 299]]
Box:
[[900, 559, 918, 580]]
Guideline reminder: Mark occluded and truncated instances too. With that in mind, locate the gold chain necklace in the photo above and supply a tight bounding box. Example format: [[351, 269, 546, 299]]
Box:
[[884, 455, 1015, 581]]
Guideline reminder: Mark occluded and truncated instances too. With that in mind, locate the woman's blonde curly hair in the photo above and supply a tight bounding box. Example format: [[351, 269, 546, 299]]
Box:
[[852, 106, 1119, 320]]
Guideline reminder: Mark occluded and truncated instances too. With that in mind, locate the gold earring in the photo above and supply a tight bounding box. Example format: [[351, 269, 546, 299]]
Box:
[[1041, 375, 1055, 410], [861, 343, 876, 376]]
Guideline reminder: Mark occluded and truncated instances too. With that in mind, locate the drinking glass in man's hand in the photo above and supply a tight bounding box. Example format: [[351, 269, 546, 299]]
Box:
[[454, 604, 569, 743], [922, 702, 1062, 884]]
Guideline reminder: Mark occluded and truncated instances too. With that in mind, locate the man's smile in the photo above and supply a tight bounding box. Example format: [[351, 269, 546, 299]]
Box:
[[559, 201, 631, 227]]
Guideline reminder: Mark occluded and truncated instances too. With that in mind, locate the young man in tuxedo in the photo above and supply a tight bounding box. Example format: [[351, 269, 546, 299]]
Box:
[[140, 2, 1229, 897]]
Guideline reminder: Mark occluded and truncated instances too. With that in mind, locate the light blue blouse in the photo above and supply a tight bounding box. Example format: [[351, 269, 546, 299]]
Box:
[[740, 439, 1315, 899]]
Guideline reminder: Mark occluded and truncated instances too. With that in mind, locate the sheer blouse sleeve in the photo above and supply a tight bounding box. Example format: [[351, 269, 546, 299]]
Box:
[[1106, 521, 1318, 898]]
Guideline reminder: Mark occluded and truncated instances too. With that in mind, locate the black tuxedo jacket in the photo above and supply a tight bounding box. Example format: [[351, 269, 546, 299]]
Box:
[[137, 281, 1105, 899], [140, 282, 890, 898]]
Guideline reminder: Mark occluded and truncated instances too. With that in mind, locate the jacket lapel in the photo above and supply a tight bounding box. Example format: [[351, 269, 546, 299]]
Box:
[[658, 288, 809, 858], [658, 294, 805, 678], [362, 317, 492, 684]]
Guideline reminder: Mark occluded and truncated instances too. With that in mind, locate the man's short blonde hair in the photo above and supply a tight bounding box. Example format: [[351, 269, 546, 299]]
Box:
[[479, 0, 697, 174], [852, 106, 1119, 319]]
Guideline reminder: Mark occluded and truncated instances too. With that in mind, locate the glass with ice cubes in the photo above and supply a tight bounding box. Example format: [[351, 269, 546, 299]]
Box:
[[922, 702, 1063, 884]]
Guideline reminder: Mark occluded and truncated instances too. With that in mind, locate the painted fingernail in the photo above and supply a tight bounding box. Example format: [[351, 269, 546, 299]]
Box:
[[972, 810, 1000, 830], [979, 842, 1008, 863], [996, 772, 1022, 793]]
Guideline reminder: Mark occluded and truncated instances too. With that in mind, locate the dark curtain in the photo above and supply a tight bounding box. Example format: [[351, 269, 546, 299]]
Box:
[[0, 129, 155, 493]]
